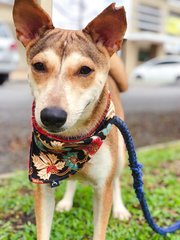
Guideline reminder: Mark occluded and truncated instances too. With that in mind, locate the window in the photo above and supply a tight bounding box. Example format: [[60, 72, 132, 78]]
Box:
[[138, 49, 151, 62], [155, 61, 180, 65], [137, 4, 163, 33]]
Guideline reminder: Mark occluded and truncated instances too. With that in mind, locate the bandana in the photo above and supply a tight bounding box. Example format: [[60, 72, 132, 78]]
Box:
[[29, 98, 115, 188]]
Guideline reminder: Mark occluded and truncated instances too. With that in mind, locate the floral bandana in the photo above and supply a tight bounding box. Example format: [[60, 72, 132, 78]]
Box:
[[29, 99, 115, 188]]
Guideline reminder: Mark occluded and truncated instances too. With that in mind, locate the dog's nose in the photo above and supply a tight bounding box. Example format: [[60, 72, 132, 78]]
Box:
[[40, 107, 67, 129]]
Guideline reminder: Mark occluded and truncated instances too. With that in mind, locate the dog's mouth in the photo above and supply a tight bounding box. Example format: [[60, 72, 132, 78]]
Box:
[[42, 125, 67, 134]]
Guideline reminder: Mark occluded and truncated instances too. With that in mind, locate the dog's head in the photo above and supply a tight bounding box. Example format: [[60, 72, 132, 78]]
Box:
[[13, 0, 127, 135]]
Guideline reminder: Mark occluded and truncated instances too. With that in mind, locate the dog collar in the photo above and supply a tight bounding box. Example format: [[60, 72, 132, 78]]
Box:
[[29, 99, 115, 188]]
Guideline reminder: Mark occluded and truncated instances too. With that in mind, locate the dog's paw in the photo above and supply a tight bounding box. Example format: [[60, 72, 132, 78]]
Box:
[[56, 199, 73, 212], [113, 206, 131, 221]]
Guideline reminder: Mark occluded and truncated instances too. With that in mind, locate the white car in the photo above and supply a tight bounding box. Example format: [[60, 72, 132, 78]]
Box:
[[130, 56, 180, 85], [0, 23, 19, 85]]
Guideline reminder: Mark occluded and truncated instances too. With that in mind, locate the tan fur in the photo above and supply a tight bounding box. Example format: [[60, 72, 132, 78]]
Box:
[[13, 1, 130, 239], [35, 185, 55, 240], [110, 53, 128, 92]]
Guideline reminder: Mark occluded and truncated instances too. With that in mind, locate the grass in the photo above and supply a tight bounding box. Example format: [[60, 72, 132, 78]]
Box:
[[0, 142, 180, 240]]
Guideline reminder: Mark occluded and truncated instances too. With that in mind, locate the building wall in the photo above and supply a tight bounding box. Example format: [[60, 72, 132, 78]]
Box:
[[0, 4, 12, 23], [125, 0, 180, 77]]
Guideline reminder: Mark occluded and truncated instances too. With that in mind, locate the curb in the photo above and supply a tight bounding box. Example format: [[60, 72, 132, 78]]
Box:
[[137, 140, 180, 152], [0, 172, 15, 180]]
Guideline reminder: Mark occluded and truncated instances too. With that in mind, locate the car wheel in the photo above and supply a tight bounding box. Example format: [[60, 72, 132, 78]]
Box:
[[135, 75, 143, 81], [176, 76, 180, 85], [0, 74, 9, 85]]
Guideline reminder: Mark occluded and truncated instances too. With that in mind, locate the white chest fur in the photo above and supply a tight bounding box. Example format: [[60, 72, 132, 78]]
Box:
[[73, 142, 113, 188]]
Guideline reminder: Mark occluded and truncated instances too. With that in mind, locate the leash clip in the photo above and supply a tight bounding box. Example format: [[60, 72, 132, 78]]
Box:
[[50, 180, 60, 188]]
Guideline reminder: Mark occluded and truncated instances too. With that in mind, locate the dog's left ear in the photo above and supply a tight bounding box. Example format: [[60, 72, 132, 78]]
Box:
[[84, 3, 127, 56], [13, 0, 54, 47]]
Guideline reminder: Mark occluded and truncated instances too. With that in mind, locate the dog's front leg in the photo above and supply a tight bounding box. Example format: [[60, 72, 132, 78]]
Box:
[[93, 183, 113, 240], [35, 185, 55, 240]]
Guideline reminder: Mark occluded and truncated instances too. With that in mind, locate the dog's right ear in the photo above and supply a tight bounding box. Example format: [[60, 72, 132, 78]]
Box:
[[13, 0, 54, 47]]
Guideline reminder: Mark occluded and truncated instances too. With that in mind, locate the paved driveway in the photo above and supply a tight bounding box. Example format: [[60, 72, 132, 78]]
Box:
[[121, 85, 180, 113]]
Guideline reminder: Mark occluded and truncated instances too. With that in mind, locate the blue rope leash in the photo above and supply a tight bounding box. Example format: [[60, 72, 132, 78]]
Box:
[[111, 116, 180, 236]]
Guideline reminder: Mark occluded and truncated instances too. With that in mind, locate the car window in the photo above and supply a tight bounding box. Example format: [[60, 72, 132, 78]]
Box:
[[155, 61, 180, 65], [0, 24, 11, 38]]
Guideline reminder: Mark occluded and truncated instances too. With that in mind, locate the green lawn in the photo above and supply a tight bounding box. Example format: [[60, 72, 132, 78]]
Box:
[[0, 142, 180, 240]]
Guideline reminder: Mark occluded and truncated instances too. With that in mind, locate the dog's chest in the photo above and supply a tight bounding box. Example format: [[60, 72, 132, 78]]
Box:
[[73, 142, 113, 187]]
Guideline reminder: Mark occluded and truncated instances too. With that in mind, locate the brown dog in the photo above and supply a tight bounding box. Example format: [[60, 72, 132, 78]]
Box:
[[13, 1, 130, 239]]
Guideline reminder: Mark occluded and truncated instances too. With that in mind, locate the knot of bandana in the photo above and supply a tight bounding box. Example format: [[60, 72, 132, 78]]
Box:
[[29, 100, 115, 188]]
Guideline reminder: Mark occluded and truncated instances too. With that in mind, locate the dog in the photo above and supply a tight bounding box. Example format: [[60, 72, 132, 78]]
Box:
[[13, 1, 130, 239]]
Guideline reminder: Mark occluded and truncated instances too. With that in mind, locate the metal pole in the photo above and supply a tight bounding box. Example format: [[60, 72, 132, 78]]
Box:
[[37, 0, 52, 17]]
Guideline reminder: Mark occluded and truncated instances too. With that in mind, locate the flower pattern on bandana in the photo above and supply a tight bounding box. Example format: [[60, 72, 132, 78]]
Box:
[[62, 152, 79, 171], [35, 135, 65, 152], [32, 153, 65, 180], [29, 99, 115, 188]]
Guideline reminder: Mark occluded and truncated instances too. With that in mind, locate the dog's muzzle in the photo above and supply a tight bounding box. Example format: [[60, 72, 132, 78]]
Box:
[[40, 107, 67, 131]]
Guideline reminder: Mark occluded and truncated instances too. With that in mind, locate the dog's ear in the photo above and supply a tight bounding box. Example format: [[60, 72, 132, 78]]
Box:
[[13, 0, 54, 47], [83, 3, 127, 56]]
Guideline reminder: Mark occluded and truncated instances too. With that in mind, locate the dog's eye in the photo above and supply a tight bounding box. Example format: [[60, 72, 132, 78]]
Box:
[[79, 66, 92, 76], [33, 62, 46, 72]]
